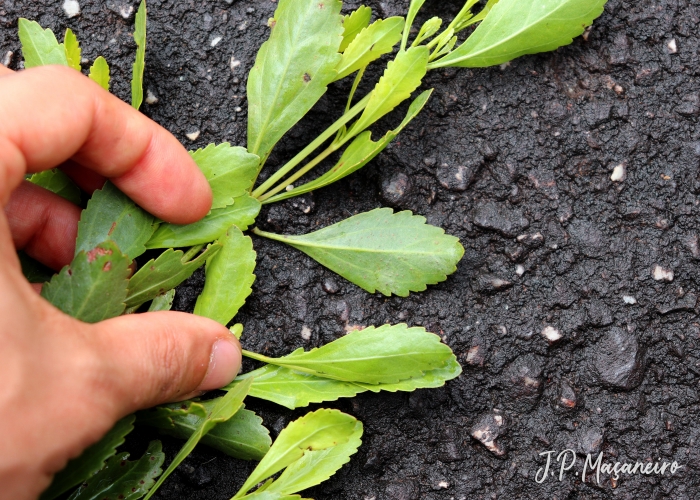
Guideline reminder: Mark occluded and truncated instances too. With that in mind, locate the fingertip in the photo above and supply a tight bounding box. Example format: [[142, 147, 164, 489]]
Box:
[[197, 337, 242, 391]]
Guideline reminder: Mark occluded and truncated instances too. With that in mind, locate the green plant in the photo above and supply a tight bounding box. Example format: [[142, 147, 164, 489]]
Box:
[[16, 0, 607, 497]]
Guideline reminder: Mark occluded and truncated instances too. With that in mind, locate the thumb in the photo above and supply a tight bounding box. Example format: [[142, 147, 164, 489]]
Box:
[[88, 311, 241, 416]]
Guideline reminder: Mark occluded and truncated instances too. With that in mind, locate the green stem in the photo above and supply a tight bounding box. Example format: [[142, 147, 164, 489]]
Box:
[[241, 348, 275, 364], [182, 244, 205, 261], [251, 93, 371, 199], [334, 68, 366, 143]]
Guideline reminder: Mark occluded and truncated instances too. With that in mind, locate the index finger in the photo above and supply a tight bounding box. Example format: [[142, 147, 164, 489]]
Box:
[[0, 65, 212, 224]]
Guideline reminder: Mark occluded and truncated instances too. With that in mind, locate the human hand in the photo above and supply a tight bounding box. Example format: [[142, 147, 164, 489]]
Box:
[[0, 64, 242, 499]]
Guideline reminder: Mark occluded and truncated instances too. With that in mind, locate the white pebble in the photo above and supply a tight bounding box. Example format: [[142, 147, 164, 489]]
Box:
[[63, 0, 80, 18], [234, 106, 242, 112], [516, 265, 525, 276], [652, 265, 674, 282], [300, 325, 312, 340], [667, 39, 677, 54], [230, 55, 241, 71], [1, 51, 12, 67], [211, 36, 223, 47], [623, 295, 637, 304], [185, 130, 201, 141], [285, 184, 295, 191], [611, 163, 626, 182], [437, 481, 449, 489], [145, 90, 158, 105], [119, 5, 134, 19], [541, 326, 562, 343]]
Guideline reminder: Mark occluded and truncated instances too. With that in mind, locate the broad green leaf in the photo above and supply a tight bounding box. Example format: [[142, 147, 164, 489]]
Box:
[[235, 409, 357, 497], [191, 144, 260, 210], [194, 226, 256, 326], [146, 194, 260, 249], [340, 6, 371, 52], [18, 251, 54, 283], [243, 324, 454, 385], [41, 241, 130, 323], [89, 56, 110, 91], [125, 244, 221, 308], [144, 378, 252, 500], [354, 354, 462, 392], [267, 90, 431, 203], [139, 402, 271, 461], [401, 0, 426, 50], [28, 169, 81, 204], [18, 19, 68, 68], [40, 416, 135, 500], [247, 0, 343, 159], [131, 0, 146, 109], [349, 46, 428, 135], [431, 0, 607, 68], [64, 28, 81, 70], [335, 17, 404, 81], [147, 289, 176, 312], [76, 182, 155, 260], [254, 208, 463, 296], [241, 494, 302, 500], [66, 441, 164, 500], [265, 422, 362, 496]]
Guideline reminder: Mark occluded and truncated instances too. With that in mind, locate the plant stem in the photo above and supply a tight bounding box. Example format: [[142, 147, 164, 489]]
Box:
[[241, 348, 275, 364], [182, 244, 205, 261]]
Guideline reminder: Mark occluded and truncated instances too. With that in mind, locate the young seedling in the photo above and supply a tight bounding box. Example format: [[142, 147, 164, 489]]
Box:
[[16, 0, 608, 497]]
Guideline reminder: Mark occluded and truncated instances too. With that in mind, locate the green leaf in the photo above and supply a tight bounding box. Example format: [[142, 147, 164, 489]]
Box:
[[18, 19, 68, 68], [247, 0, 343, 159], [144, 378, 253, 500], [243, 324, 454, 385], [191, 144, 260, 210], [265, 422, 362, 496], [126, 244, 221, 308], [462, 0, 501, 29], [401, 0, 426, 51], [254, 207, 463, 296], [354, 354, 462, 392], [340, 6, 371, 52], [76, 182, 156, 260], [89, 56, 110, 91], [194, 226, 256, 325], [28, 169, 81, 204], [146, 195, 260, 249], [431, 0, 607, 68], [147, 289, 176, 312], [131, 0, 146, 109], [40, 416, 135, 500], [349, 45, 428, 135], [139, 402, 271, 461], [18, 251, 54, 283], [413, 17, 442, 47], [66, 441, 164, 500], [267, 90, 431, 203], [64, 28, 81, 71], [335, 17, 404, 81], [235, 409, 358, 497], [41, 241, 130, 323], [241, 494, 302, 500]]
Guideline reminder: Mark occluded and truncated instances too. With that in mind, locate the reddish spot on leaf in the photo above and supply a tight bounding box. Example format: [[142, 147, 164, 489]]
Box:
[[303, 73, 311, 82], [107, 221, 117, 236], [103, 262, 112, 272], [87, 247, 113, 263]]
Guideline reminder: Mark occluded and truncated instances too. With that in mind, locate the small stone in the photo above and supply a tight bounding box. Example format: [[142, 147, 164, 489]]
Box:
[[230, 55, 242, 71], [667, 38, 677, 54], [473, 201, 529, 237], [623, 295, 637, 305], [515, 265, 525, 275], [119, 4, 134, 19], [577, 426, 604, 455], [145, 90, 158, 105], [465, 344, 486, 366], [676, 93, 700, 117], [541, 325, 562, 343], [381, 172, 411, 205], [436, 481, 449, 489], [322, 278, 339, 294], [683, 234, 700, 259], [2, 51, 13, 68], [186, 130, 201, 141], [436, 157, 482, 191], [470, 412, 507, 457], [502, 354, 544, 408], [610, 163, 626, 182], [63, 0, 80, 18], [592, 328, 646, 390], [423, 157, 436, 167], [210, 36, 223, 47], [557, 380, 577, 409], [300, 325, 312, 340], [652, 265, 674, 282]]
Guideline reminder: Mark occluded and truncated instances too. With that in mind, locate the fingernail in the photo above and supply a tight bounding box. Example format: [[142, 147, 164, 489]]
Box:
[[198, 339, 241, 391]]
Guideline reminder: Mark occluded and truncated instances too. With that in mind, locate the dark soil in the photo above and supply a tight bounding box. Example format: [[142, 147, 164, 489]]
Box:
[[2, 0, 700, 498]]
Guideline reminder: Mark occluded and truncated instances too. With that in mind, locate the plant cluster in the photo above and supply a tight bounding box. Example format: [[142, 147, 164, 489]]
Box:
[[15, 0, 607, 497]]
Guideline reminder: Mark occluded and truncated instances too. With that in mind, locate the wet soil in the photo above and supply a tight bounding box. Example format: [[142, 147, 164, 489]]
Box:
[[2, 0, 700, 498]]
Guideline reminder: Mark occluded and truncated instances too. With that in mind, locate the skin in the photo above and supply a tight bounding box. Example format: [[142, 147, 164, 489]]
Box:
[[0, 64, 242, 499]]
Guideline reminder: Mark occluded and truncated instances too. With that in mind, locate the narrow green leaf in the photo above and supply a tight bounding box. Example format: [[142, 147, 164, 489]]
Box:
[[412, 17, 442, 47], [265, 422, 362, 496], [40, 416, 135, 500], [139, 402, 271, 461], [18, 19, 68, 68], [463, 0, 501, 28], [432, 0, 607, 68], [89, 56, 110, 91], [335, 17, 404, 81], [66, 441, 164, 500], [144, 378, 253, 500], [247, 0, 343, 159], [241, 493, 302, 500], [28, 169, 81, 204], [401, 0, 426, 51], [18, 251, 54, 283], [41, 241, 130, 323], [349, 46, 428, 135], [64, 28, 81, 70], [254, 207, 463, 296], [235, 409, 357, 497], [340, 6, 371, 52], [131, 0, 146, 109], [126, 244, 221, 308], [267, 90, 431, 203], [194, 226, 256, 326], [191, 144, 260, 210], [147, 195, 260, 249], [76, 182, 155, 260], [147, 289, 176, 312]]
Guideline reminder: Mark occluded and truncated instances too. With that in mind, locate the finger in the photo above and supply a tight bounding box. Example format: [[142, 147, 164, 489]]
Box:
[[0, 66, 212, 224], [60, 161, 106, 194], [5, 181, 80, 270], [89, 312, 241, 415], [0, 64, 12, 75]]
